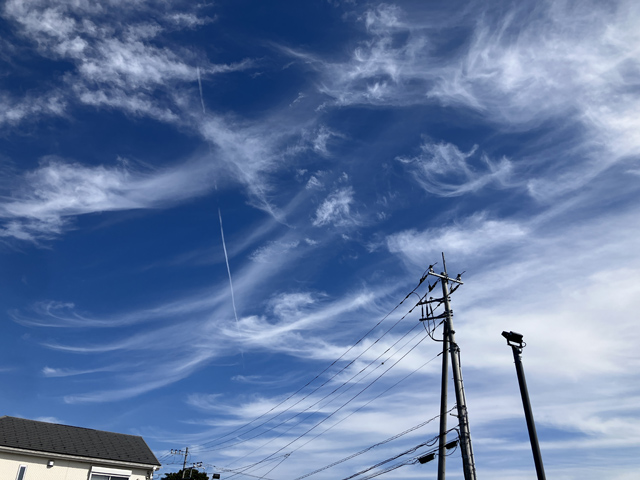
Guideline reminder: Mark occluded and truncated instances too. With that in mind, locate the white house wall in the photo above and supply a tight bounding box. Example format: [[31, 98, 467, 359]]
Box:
[[0, 451, 151, 480]]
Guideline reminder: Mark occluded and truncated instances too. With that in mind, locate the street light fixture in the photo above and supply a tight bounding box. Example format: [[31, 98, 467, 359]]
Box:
[[502, 331, 546, 480], [501, 330, 524, 347]]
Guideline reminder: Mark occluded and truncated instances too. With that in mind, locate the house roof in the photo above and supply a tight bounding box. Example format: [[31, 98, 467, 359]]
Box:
[[0, 416, 160, 466]]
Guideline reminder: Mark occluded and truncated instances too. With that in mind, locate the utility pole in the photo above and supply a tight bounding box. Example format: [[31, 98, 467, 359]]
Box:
[[170, 448, 191, 479], [184, 462, 203, 479], [170, 449, 218, 479], [183, 447, 189, 471], [420, 255, 476, 480], [437, 319, 449, 480], [441, 270, 476, 480], [502, 331, 546, 480]]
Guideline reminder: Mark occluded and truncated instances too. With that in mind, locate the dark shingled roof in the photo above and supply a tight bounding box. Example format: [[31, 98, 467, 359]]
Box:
[[0, 416, 160, 466]]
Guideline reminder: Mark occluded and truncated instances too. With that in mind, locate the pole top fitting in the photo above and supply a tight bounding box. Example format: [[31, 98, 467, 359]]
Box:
[[502, 330, 525, 349]]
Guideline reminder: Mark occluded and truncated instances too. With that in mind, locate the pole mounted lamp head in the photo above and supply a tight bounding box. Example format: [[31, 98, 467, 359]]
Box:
[[502, 330, 525, 349]]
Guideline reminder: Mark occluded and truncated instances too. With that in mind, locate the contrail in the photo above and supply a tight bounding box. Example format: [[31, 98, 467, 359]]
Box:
[[218, 208, 243, 357], [197, 66, 206, 114]]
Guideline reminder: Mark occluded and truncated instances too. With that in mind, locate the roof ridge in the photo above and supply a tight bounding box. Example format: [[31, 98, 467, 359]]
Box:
[[2, 416, 144, 438], [0, 416, 160, 466]]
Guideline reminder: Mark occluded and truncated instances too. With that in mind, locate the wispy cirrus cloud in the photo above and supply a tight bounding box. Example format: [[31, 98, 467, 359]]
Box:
[[293, 4, 435, 107], [397, 141, 513, 197], [285, 1, 640, 204], [0, 103, 330, 244], [27, 274, 384, 404], [0, 157, 219, 242], [63, 350, 218, 404], [220, 289, 377, 358], [19, 226, 374, 402], [42, 366, 111, 377], [313, 187, 359, 228], [250, 241, 301, 263], [306, 0, 640, 140], [0, 92, 67, 127], [0, 0, 345, 234], [429, 1, 640, 135], [387, 212, 528, 266], [195, 114, 348, 221], [12, 287, 226, 328], [1, 0, 250, 125]]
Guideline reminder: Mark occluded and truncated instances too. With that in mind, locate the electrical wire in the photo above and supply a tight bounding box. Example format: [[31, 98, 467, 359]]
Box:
[[193, 276, 433, 452], [348, 459, 410, 480], [338, 433, 445, 480], [222, 321, 428, 465], [231, 329, 435, 476], [292, 408, 455, 480], [287, 350, 446, 464], [211, 465, 277, 480], [257, 453, 289, 479], [225, 340, 444, 479], [222, 454, 290, 480], [174, 269, 463, 480], [196, 292, 439, 456]]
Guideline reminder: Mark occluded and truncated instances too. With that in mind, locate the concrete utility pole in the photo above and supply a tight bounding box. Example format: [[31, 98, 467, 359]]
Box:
[[437, 319, 450, 480], [420, 254, 476, 480], [502, 331, 546, 480], [441, 274, 476, 480], [183, 447, 189, 472], [170, 448, 193, 479]]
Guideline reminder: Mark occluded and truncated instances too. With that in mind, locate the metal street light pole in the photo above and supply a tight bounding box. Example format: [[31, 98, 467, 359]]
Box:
[[502, 331, 546, 480]]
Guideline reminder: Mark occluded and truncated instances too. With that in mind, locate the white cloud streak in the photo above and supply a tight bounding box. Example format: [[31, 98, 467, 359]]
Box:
[[20, 226, 378, 402], [289, 0, 640, 201], [0, 158, 219, 242], [0, 92, 67, 127], [218, 208, 241, 342], [387, 212, 528, 265], [397, 141, 513, 196], [1, 0, 250, 126], [313, 187, 358, 228]]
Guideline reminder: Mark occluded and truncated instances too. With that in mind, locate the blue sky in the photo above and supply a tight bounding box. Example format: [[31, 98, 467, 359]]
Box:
[[1, 0, 639, 478]]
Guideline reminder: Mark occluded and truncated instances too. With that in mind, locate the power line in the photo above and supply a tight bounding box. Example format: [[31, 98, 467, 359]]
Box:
[[193, 276, 431, 452], [200, 264, 472, 480], [339, 433, 443, 480], [196, 293, 438, 457], [288, 348, 445, 461], [221, 454, 290, 480], [220, 320, 428, 464], [223, 341, 444, 480], [184, 267, 457, 480], [227, 277, 455, 477], [232, 328, 436, 476], [211, 465, 277, 480], [292, 409, 454, 480]]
